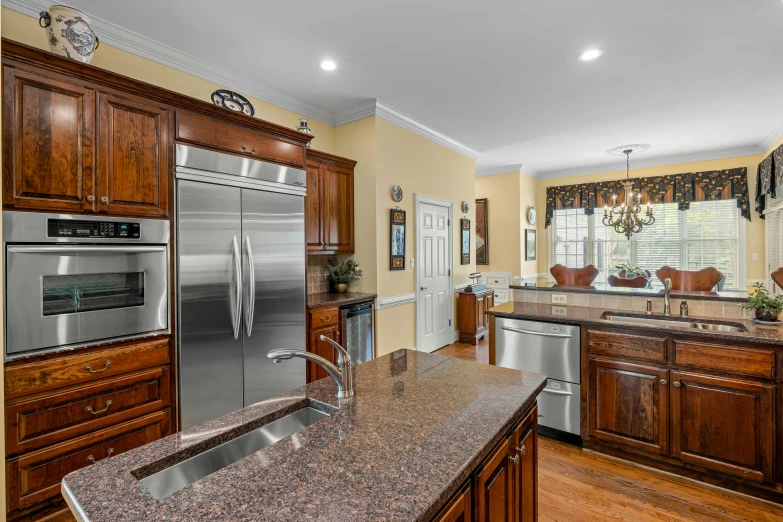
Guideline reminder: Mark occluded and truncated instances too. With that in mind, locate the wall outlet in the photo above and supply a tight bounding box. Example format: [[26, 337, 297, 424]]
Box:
[[551, 306, 568, 316], [410, 258, 415, 268], [552, 294, 568, 305], [752, 252, 759, 261]]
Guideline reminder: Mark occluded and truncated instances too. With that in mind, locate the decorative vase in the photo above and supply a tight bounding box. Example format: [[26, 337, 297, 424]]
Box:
[[334, 283, 348, 294], [297, 119, 313, 148], [755, 308, 779, 322], [39, 6, 99, 64]]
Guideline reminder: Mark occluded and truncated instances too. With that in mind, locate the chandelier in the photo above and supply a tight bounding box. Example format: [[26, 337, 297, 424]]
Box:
[[602, 148, 655, 239]]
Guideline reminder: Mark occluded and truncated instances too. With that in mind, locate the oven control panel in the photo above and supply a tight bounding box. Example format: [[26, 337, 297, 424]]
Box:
[[47, 219, 141, 239]]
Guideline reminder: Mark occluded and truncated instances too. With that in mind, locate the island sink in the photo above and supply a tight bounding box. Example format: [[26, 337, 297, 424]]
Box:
[[600, 312, 748, 332], [138, 406, 330, 500]]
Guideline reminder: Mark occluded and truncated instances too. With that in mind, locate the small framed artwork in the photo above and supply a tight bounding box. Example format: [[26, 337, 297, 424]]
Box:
[[461, 218, 471, 265], [476, 198, 488, 265], [390, 209, 406, 270], [525, 229, 537, 261]]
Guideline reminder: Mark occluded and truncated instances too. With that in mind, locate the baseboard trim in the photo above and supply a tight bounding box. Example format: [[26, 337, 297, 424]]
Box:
[[376, 293, 416, 310]]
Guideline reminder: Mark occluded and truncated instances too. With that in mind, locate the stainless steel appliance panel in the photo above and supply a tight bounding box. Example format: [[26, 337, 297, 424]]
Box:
[[495, 317, 581, 384], [340, 302, 374, 365], [241, 188, 306, 406], [536, 380, 581, 435], [177, 180, 245, 429]]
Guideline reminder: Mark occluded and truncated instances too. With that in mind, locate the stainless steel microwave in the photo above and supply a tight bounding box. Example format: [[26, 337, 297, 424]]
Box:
[[3, 211, 170, 359]]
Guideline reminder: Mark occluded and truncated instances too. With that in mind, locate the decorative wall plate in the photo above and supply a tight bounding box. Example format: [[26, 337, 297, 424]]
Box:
[[392, 185, 403, 202], [527, 206, 537, 225], [211, 89, 255, 116], [462, 201, 470, 213]]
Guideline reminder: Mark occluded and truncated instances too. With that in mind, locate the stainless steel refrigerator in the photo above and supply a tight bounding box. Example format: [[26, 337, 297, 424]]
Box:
[[175, 144, 306, 429]]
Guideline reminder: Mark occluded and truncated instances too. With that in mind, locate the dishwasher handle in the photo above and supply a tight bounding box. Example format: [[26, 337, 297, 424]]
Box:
[[541, 388, 573, 396], [500, 326, 573, 339]]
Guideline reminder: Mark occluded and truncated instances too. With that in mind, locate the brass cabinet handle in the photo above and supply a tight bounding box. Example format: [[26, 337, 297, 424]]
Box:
[[660, 379, 668, 385], [251, 148, 257, 154], [509, 454, 520, 466], [85, 400, 113, 415], [86, 447, 114, 464], [321, 316, 330, 322], [241, 146, 258, 154], [673, 381, 681, 388], [86, 195, 96, 202], [100, 196, 109, 203], [85, 360, 112, 373], [517, 444, 526, 456]]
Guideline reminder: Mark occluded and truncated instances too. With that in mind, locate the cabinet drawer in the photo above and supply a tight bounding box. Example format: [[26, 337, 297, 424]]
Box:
[[493, 289, 510, 303], [6, 410, 170, 513], [309, 307, 339, 327], [588, 329, 666, 362], [673, 341, 775, 379], [6, 367, 170, 456], [5, 338, 170, 400], [485, 275, 510, 287], [176, 112, 305, 169]]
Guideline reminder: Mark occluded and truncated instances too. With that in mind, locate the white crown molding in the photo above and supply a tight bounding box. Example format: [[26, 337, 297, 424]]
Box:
[[760, 116, 783, 154], [376, 293, 416, 310], [335, 100, 481, 160], [4, 0, 335, 124], [475, 163, 541, 179]]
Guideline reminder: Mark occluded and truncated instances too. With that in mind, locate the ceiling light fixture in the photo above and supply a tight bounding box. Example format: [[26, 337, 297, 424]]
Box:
[[320, 60, 337, 71], [578, 49, 603, 62], [602, 144, 654, 239]]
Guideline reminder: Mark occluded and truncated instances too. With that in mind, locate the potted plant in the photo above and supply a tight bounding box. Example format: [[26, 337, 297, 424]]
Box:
[[742, 282, 783, 322], [615, 263, 647, 279], [325, 259, 363, 294]]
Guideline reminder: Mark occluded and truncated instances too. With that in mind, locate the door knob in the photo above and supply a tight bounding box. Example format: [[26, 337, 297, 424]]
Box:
[[86, 195, 95, 202], [420, 286, 428, 291], [660, 379, 668, 385], [100, 196, 109, 203], [673, 381, 681, 387]]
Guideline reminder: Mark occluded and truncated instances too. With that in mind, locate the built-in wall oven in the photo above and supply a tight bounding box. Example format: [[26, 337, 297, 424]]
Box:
[[3, 211, 170, 360]]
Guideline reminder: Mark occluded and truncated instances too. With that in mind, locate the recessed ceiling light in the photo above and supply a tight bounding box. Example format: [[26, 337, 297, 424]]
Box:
[[320, 60, 337, 71], [578, 49, 603, 62]]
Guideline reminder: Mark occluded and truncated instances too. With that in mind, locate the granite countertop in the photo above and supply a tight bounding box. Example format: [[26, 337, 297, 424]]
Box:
[[511, 282, 749, 302], [62, 350, 546, 522], [487, 301, 783, 346], [307, 291, 377, 308]]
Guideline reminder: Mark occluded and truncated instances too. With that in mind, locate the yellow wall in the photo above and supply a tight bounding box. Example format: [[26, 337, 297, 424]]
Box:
[[534, 155, 768, 281], [1, 8, 337, 154], [475, 173, 521, 275]]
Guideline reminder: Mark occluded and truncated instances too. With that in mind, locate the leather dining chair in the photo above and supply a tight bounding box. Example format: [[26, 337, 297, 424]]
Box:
[[607, 270, 651, 288], [550, 264, 599, 286], [772, 267, 783, 291], [655, 266, 723, 292]]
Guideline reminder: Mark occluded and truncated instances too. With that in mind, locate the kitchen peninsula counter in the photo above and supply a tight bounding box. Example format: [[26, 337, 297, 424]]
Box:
[[62, 350, 546, 521]]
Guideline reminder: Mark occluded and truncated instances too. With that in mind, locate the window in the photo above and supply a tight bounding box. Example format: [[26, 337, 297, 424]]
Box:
[[550, 199, 743, 289]]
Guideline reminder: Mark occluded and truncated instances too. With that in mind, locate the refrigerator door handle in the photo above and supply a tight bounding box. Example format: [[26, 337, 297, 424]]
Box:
[[232, 236, 242, 339], [244, 236, 256, 337]]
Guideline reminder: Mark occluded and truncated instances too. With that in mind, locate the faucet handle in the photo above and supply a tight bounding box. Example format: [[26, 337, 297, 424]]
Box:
[[319, 335, 352, 369], [665, 277, 672, 290]]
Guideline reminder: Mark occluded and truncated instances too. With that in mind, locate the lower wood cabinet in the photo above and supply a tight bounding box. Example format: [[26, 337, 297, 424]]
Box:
[[458, 290, 495, 345], [308, 325, 341, 382], [513, 406, 537, 522], [474, 432, 513, 522], [431, 483, 472, 522]]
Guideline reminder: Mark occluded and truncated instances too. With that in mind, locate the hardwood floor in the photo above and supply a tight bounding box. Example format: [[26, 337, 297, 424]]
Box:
[[434, 340, 783, 522]]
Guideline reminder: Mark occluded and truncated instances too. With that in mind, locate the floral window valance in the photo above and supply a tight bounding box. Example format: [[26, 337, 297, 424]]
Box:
[[755, 144, 783, 218], [545, 167, 750, 228]]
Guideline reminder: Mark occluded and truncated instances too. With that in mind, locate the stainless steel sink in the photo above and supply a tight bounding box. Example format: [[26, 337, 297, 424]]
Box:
[[600, 312, 748, 333], [138, 406, 330, 500]]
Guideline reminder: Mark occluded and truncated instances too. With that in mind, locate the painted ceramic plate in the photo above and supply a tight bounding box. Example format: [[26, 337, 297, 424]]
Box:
[[462, 201, 470, 213], [211, 89, 254, 116], [528, 206, 537, 225], [392, 185, 403, 202]]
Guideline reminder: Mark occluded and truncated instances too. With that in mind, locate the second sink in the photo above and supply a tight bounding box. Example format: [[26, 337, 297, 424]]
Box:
[[600, 312, 748, 333]]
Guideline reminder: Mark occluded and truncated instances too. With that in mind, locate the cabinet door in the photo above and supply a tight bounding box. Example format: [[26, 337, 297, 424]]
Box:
[[432, 483, 471, 522], [476, 295, 486, 330], [3, 67, 95, 212], [671, 371, 774, 483], [588, 359, 669, 456], [512, 405, 537, 522], [322, 164, 354, 253], [305, 162, 324, 251], [308, 325, 340, 383], [97, 92, 169, 217], [474, 434, 513, 522]]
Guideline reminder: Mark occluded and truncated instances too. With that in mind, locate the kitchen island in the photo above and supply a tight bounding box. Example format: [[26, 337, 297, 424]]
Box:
[[62, 349, 546, 521]]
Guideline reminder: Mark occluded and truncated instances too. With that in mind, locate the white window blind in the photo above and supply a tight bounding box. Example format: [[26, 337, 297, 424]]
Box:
[[550, 199, 743, 289]]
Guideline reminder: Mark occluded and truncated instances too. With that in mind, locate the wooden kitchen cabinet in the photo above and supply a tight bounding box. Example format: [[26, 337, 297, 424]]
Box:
[[512, 405, 537, 522], [97, 92, 169, 217], [474, 433, 513, 522], [305, 149, 356, 254], [588, 358, 669, 456], [670, 371, 774, 484], [458, 290, 495, 345], [2, 66, 96, 213], [308, 325, 341, 383], [432, 483, 472, 522]]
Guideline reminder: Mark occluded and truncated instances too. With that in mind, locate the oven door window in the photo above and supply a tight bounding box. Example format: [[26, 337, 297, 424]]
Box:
[[42, 272, 145, 316]]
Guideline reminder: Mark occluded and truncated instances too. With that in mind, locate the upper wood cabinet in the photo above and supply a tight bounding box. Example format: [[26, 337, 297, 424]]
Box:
[[305, 149, 356, 254], [3, 66, 95, 213], [97, 92, 169, 217]]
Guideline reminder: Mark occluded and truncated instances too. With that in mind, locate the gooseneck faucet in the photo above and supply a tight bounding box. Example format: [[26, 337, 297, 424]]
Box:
[[267, 336, 354, 399], [663, 278, 672, 316]]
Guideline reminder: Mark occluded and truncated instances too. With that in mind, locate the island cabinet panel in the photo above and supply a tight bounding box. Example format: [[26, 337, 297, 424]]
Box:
[[97, 92, 169, 217], [587, 329, 666, 363], [308, 325, 340, 383], [672, 340, 775, 379], [431, 482, 472, 522], [588, 359, 669, 456], [3, 66, 95, 213], [670, 371, 774, 484], [459, 290, 495, 345], [305, 149, 356, 254], [6, 410, 170, 514], [512, 405, 538, 522], [474, 433, 513, 522]]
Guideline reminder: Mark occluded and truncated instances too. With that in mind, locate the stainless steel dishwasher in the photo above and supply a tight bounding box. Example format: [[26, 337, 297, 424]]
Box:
[[340, 302, 375, 365], [495, 317, 581, 443]]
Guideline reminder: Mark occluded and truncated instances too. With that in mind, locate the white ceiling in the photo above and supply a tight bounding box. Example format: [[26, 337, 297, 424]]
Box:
[[11, 0, 783, 177]]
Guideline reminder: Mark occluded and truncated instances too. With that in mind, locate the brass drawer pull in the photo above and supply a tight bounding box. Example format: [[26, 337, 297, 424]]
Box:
[[321, 315, 331, 322], [660, 379, 668, 385], [509, 454, 520, 466], [100, 196, 109, 203], [85, 400, 113, 415], [85, 360, 112, 373], [241, 146, 258, 154], [517, 444, 526, 456], [87, 195, 96, 202], [673, 381, 681, 388], [86, 447, 114, 464]]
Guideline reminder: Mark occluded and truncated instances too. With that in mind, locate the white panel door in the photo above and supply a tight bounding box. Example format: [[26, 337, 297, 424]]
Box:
[[417, 201, 452, 353]]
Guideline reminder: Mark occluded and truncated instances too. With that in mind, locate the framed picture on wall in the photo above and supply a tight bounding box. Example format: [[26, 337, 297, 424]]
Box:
[[476, 198, 488, 265], [390, 209, 406, 270], [525, 229, 536, 261], [461, 218, 471, 265]]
